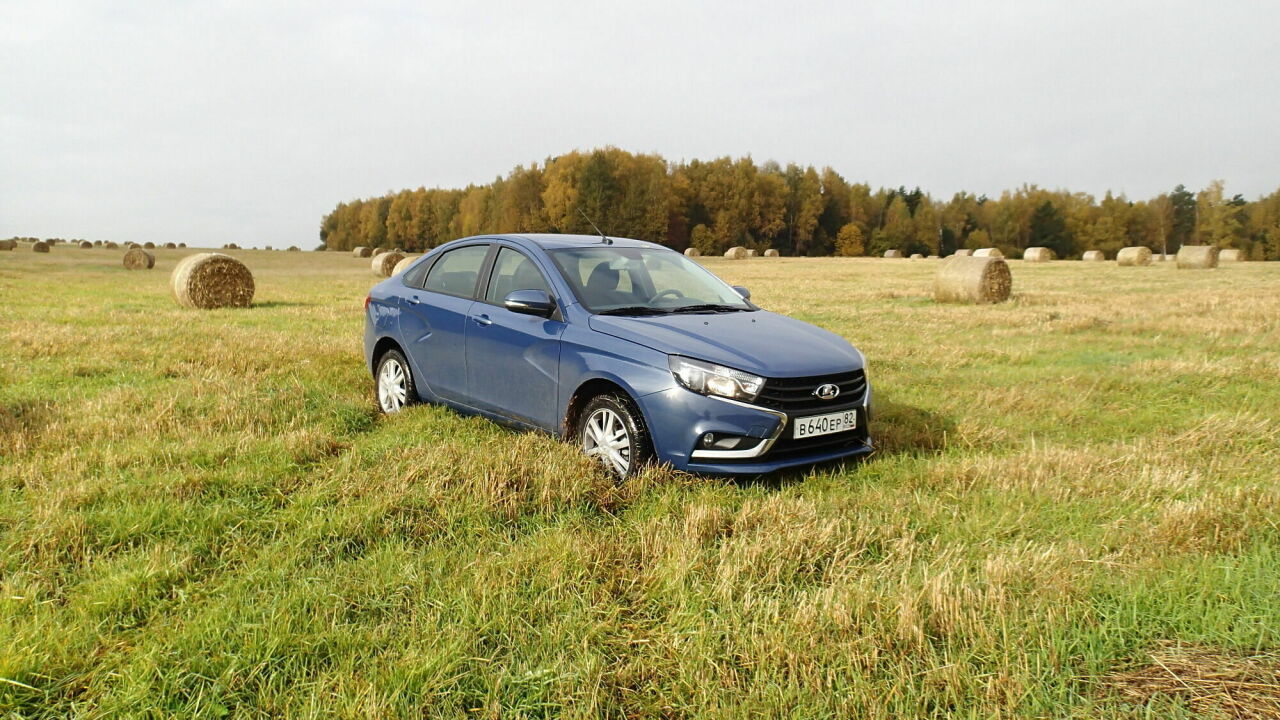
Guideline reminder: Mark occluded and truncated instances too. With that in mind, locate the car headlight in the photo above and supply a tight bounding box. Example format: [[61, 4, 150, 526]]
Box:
[[669, 356, 764, 402]]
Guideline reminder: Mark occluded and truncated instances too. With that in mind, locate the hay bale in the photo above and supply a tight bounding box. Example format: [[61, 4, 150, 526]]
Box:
[[127, 242, 141, 249], [287, 246, 300, 252], [683, 248, 701, 257], [745, 248, 757, 257], [163, 242, 176, 249], [353, 246, 372, 258], [1023, 247, 1054, 262], [0, 239, 15, 251], [1219, 248, 1243, 262], [933, 255, 1012, 304], [392, 255, 417, 276], [79, 241, 93, 249], [170, 253, 255, 309], [373, 246, 389, 255], [724, 246, 748, 259], [909, 253, 924, 260], [1116, 246, 1153, 266], [93, 240, 102, 246], [104, 241, 119, 249], [32, 241, 50, 253], [927, 255, 939, 259], [122, 248, 155, 270], [952, 249, 973, 257], [883, 249, 902, 258], [1176, 245, 1219, 269], [372, 251, 405, 277], [142, 241, 155, 249], [178, 243, 187, 248], [973, 247, 1003, 258], [763, 249, 779, 257], [1082, 250, 1105, 262]]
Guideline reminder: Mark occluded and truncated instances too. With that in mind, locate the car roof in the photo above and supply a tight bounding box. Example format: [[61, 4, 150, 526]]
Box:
[[501, 233, 669, 251]]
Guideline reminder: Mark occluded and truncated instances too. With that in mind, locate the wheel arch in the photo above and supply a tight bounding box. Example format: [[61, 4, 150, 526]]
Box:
[[370, 336, 404, 375], [563, 376, 650, 441]]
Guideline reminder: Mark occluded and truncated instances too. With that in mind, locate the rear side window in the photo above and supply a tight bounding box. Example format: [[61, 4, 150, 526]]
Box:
[[485, 248, 552, 303], [424, 245, 489, 298]]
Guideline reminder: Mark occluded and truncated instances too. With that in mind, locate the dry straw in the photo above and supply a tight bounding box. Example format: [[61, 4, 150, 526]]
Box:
[[104, 241, 119, 249], [122, 248, 155, 270], [79, 240, 93, 249], [287, 246, 300, 252], [0, 239, 15, 251], [952, 248, 973, 257], [163, 242, 177, 249], [883, 249, 902, 258], [1116, 246, 1153, 266], [724, 246, 748, 259], [683, 248, 701, 257], [1219, 248, 1243, 262], [933, 255, 1012, 304], [909, 253, 924, 260], [763, 249, 779, 257], [171, 253, 255, 309], [1082, 250, 1105, 261], [745, 248, 757, 257], [1177, 245, 1219, 269], [372, 251, 406, 277], [1023, 247, 1054, 262], [143, 242, 156, 249], [392, 255, 417, 276], [973, 247, 1003, 258], [353, 246, 372, 258], [32, 241, 50, 253]]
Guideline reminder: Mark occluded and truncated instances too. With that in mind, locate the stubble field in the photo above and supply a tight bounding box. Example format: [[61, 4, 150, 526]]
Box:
[[2, 247, 1278, 718]]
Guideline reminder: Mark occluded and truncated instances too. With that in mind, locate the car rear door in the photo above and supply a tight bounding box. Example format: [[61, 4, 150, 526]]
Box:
[[398, 243, 490, 403], [465, 245, 566, 429]]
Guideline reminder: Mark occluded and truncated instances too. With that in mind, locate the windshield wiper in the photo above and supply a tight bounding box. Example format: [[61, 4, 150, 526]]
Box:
[[668, 303, 749, 314], [595, 306, 673, 316]]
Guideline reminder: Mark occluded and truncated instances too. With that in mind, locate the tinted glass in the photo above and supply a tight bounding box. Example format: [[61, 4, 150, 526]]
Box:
[[486, 248, 552, 303], [424, 245, 489, 297], [548, 247, 751, 313]]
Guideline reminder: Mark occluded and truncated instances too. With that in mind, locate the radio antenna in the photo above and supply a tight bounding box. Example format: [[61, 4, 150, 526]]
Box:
[[577, 208, 612, 244]]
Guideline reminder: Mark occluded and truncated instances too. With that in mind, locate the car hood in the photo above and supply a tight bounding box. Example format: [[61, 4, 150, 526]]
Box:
[[587, 310, 863, 378]]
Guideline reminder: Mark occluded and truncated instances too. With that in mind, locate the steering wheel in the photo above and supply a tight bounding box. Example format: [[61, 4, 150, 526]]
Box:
[[651, 289, 686, 303]]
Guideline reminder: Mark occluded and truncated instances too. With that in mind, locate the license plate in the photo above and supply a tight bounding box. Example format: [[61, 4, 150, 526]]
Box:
[[792, 410, 857, 439]]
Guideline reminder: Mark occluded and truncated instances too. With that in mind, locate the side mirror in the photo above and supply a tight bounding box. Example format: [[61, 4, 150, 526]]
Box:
[[732, 285, 751, 300], [503, 289, 556, 317]]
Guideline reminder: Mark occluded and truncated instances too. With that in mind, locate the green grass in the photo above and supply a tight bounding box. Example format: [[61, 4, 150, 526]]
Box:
[[2, 247, 1278, 718]]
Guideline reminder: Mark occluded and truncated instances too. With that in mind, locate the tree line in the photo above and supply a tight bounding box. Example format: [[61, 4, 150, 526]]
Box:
[[319, 148, 1280, 260]]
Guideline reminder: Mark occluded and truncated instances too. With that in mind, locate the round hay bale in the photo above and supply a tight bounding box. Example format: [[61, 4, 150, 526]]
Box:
[[745, 249, 757, 257], [178, 242, 187, 248], [1082, 250, 1105, 262], [724, 246, 748, 259], [392, 255, 417, 276], [952, 249, 973, 257], [1023, 247, 1054, 262], [1176, 245, 1219, 269], [0, 239, 15, 251], [683, 248, 701, 257], [1116, 246, 1152, 266], [143, 242, 155, 249], [127, 242, 141, 249], [287, 246, 300, 252], [934, 255, 1012, 304], [79, 241, 93, 249], [353, 246, 372, 258], [763, 249, 779, 257], [163, 242, 176, 249], [373, 246, 389, 255], [909, 253, 924, 260], [93, 240, 102, 246], [104, 241, 119, 249], [973, 247, 1003, 258], [883, 249, 902, 258], [1219, 248, 1243, 262], [32, 241, 50, 253], [170, 253, 255, 309], [372, 251, 405, 277], [122, 248, 155, 270]]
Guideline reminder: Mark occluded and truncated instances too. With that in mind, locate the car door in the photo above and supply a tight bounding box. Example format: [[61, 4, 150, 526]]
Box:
[[398, 243, 490, 403], [465, 246, 566, 429]]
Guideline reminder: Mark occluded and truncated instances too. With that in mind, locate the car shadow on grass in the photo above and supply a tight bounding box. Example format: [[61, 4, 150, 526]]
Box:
[[250, 300, 311, 308], [736, 396, 956, 489]]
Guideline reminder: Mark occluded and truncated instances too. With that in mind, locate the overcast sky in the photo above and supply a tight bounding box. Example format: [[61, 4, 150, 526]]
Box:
[[3, 1, 1277, 248]]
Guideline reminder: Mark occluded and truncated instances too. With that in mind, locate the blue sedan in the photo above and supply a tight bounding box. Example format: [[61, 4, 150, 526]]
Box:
[[363, 234, 873, 476]]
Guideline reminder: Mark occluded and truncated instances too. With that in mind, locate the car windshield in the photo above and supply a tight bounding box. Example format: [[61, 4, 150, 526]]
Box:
[[548, 247, 753, 314]]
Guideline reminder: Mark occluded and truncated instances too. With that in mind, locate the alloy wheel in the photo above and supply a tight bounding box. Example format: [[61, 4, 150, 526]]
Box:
[[377, 357, 408, 413], [582, 407, 631, 476]]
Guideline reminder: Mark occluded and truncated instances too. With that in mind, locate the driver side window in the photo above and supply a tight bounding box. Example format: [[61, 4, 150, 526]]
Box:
[[486, 248, 552, 303]]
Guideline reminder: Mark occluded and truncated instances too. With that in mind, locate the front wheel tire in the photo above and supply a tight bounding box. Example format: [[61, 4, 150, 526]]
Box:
[[578, 394, 652, 478], [375, 349, 417, 414]]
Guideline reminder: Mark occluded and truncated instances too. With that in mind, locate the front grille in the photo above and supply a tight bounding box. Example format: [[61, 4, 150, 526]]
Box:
[[755, 369, 867, 414]]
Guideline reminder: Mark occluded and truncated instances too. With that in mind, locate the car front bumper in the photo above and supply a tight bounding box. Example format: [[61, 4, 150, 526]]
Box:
[[638, 384, 873, 475]]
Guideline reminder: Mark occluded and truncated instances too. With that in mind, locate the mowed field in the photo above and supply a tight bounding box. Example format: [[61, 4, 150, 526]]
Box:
[[2, 247, 1279, 718]]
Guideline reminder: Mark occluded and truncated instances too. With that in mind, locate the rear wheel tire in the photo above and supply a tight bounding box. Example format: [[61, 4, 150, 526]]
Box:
[[578, 394, 652, 478], [375, 349, 417, 414]]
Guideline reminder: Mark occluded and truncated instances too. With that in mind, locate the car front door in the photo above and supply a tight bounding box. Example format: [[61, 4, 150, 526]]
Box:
[[399, 243, 490, 403], [465, 246, 566, 429]]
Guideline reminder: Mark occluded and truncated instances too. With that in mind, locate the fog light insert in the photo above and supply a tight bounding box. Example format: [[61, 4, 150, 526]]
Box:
[[700, 433, 758, 451]]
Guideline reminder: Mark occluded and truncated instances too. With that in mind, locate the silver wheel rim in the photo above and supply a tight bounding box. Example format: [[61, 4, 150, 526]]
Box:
[[582, 407, 631, 476], [377, 358, 408, 413]]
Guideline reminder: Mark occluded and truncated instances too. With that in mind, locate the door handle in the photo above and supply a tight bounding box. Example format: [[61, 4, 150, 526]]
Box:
[[472, 314, 493, 326], [409, 295, 421, 305]]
